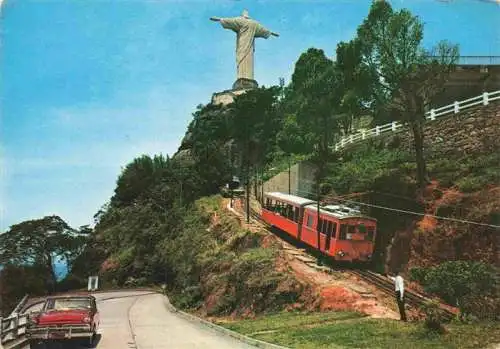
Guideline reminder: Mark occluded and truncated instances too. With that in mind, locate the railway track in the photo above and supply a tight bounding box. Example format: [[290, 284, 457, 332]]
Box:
[[239, 199, 456, 321]]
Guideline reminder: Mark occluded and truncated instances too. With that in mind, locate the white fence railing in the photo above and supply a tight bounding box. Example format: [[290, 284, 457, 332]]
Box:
[[0, 314, 29, 349], [333, 90, 500, 152], [1, 295, 31, 349]]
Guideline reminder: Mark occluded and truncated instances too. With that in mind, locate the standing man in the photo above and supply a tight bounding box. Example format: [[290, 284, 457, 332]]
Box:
[[389, 270, 407, 321]]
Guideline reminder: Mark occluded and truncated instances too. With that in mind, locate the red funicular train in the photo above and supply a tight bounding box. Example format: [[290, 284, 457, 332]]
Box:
[[261, 192, 377, 262]]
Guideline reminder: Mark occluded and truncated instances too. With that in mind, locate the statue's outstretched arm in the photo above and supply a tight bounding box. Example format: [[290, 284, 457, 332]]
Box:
[[210, 17, 221, 22]]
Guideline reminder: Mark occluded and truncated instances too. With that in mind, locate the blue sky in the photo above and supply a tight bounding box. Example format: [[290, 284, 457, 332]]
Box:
[[1, 0, 499, 232]]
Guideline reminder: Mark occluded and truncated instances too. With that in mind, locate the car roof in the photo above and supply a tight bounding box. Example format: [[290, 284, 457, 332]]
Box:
[[46, 295, 95, 300], [264, 192, 316, 206]]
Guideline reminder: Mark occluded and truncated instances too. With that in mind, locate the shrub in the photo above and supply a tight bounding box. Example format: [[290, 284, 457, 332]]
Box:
[[171, 285, 204, 310], [415, 261, 499, 319], [421, 300, 447, 334], [456, 176, 489, 193], [408, 267, 429, 284], [57, 275, 86, 292], [327, 148, 411, 194], [460, 294, 500, 321]]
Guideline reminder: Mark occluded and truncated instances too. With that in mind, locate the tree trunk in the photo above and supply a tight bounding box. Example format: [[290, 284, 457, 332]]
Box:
[[288, 155, 291, 194], [46, 254, 57, 293], [246, 161, 250, 224], [253, 167, 259, 200], [410, 120, 429, 191]]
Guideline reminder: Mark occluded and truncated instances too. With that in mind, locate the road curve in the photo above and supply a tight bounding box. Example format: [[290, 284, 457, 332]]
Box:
[[26, 291, 256, 349]]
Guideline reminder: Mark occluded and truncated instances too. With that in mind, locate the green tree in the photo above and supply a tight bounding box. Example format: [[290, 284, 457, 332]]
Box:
[[111, 154, 169, 207], [186, 103, 234, 194], [0, 216, 84, 292], [356, 1, 459, 190], [229, 86, 282, 221], [335, 38, 375, 135], [0, 264, 50, 315], [287, 47, 342, 249]]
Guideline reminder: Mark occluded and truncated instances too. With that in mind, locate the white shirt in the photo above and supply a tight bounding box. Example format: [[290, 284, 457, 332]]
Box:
[[389, 275, 404, 298]]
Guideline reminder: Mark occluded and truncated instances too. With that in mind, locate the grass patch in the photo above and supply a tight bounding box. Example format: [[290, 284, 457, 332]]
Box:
[[219, 311, 500, 349]]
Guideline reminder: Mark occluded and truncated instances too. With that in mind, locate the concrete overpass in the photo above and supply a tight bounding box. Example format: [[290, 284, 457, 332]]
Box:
[[434, 56, 500, 105]]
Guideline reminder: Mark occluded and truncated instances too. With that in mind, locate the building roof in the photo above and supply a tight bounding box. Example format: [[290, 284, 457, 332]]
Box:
[[264, 192, 316, 206]]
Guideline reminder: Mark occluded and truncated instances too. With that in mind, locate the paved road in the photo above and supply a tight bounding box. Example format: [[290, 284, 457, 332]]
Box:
[[25, 291, 257, 349]]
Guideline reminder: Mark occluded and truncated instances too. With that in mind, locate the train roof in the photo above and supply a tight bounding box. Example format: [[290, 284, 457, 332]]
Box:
[[264, 192, 316, 206], [305, 204, 377, 221]]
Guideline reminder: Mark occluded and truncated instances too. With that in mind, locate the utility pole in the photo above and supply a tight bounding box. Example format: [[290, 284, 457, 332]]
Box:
[[316, 157, 323, 266], [245, 122, 251, 224], [288, 154, 292, 194], [317, 180, 321, 250], [261, 170, 264, 206], [246, 160, 250, 224]]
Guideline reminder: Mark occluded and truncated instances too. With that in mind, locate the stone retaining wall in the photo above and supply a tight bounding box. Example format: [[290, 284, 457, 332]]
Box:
[[397, 102, 500, 158]]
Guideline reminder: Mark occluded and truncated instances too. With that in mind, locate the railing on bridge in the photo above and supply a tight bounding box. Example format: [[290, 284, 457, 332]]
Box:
[[455, 56, 500, 66], [1, 314, 29, 349], [1, 295, 30, 349], [333, 90, 500, 152]]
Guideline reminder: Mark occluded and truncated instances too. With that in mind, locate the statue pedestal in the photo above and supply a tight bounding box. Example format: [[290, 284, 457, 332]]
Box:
[[211, 79, 258, 106], [232, 78, 258, 90]]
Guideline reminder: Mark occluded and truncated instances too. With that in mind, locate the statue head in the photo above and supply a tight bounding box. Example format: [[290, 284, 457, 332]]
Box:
[[241, 9, 250, 18]]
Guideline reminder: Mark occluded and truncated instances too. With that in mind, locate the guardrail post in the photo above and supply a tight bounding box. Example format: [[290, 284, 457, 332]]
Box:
[[391, 121, 397, 131], [12, 315, 19, 339], [361, 130, 366, 140], [375, 126, 380, 136], [334, 144, 339, 152], [454, 101, 459, 113], [430, 109, 436, 121], [341, 138, 345, 147], [349, 135, 354, 143], [483, 92, 489, 106]]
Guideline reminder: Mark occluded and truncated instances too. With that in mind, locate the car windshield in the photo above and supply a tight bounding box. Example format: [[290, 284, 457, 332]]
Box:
[[46, 298, 91, 311]]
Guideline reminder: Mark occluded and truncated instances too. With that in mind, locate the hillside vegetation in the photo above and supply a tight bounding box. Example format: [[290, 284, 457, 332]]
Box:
[[2, 1, 498, 328]]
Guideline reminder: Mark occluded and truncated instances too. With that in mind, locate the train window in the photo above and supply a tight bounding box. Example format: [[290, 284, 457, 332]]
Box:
[[306, 214, 314, 228], [321, 219, 328, 234], [331, 222, 337, 238], [346, 225, 356, 240], [294, 207, 300, 223], [277, 201, 284, 215], [286, 204, 294, 221], [318, 218, 323, 232], [358, 223, 367, 234], [339, 225, 348, 240], [366, 227, 375, 241], [326, 221, 333, 237]]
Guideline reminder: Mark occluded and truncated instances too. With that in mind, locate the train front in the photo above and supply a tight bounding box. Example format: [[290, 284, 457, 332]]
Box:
[[334, 218, 377, 262]]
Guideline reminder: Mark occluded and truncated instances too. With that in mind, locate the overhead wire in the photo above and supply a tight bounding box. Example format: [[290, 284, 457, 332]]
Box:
[[290, 188, 500, 229]]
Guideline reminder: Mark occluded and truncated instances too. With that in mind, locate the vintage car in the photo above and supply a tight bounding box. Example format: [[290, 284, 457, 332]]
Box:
[[26, 295, 99, 348]]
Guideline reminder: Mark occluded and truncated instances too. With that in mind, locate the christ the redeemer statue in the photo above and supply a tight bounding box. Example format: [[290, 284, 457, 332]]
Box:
[[210, 10, 279, 89]]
